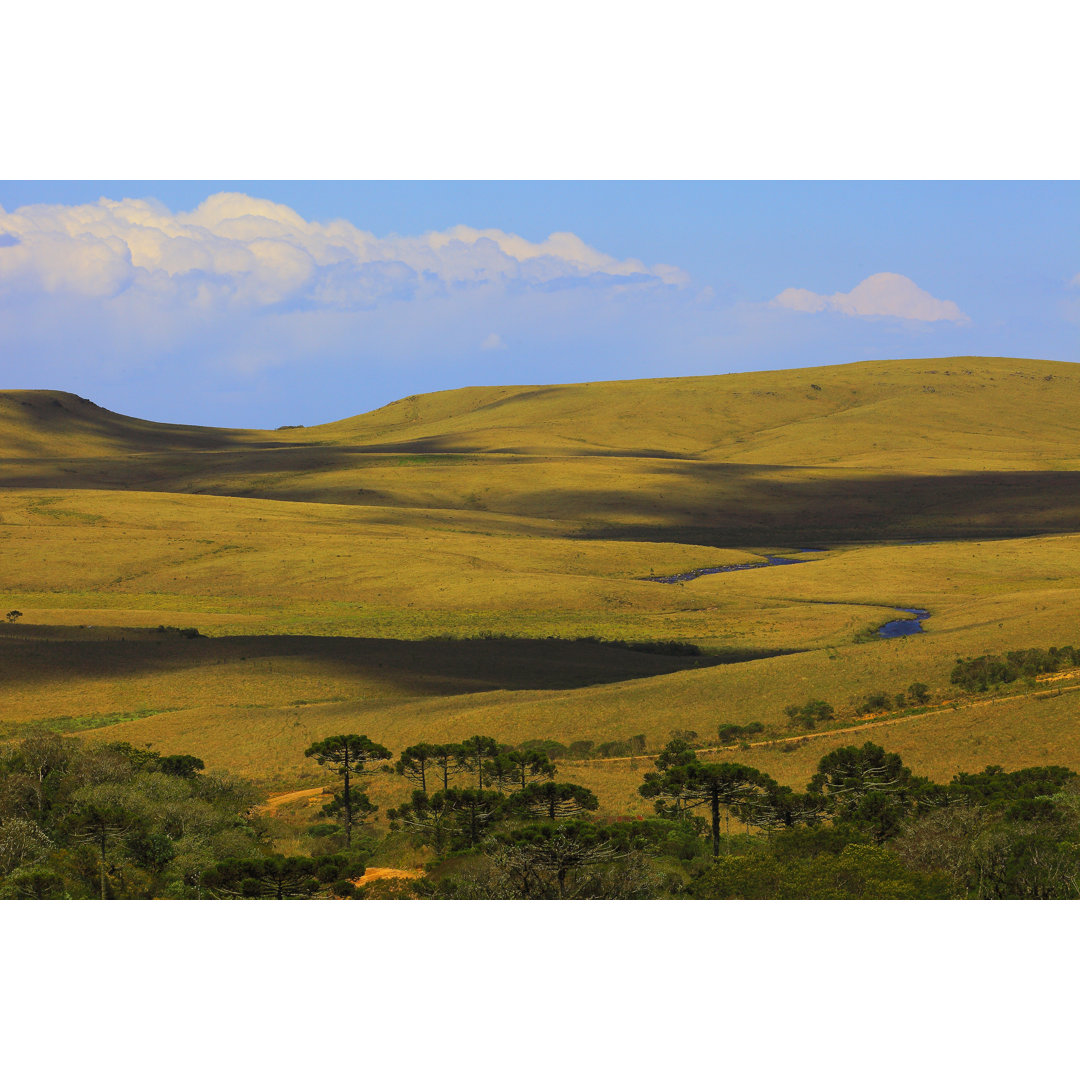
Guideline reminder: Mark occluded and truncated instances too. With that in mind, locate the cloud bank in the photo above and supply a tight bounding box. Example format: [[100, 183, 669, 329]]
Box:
[[0, 193, 687, 309], [772, 272, 968, 323]]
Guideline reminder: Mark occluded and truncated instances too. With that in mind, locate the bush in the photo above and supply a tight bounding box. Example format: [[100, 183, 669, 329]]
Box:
[[718, 722, 765, 744], [784, 700, 835, 729], [856, 692, 892, 716], [907, 682, 931, 705]]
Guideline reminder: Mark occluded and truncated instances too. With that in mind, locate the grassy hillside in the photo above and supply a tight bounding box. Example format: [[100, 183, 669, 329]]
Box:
[[3, 355, 1080, 822], [5, 356, 1080, 547]]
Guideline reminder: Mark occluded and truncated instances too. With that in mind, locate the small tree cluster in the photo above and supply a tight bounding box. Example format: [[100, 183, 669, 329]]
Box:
[[784, 700, 834, 729]]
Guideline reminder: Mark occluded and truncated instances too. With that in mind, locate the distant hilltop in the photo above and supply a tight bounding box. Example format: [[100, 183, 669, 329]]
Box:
[[3, 356, 1080, 472]]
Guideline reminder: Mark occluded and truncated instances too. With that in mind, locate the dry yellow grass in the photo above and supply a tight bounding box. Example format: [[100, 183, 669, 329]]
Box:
[[3, 356, 1080, 817]]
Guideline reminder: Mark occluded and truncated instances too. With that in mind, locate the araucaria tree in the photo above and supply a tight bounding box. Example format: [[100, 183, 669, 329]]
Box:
[[455, 736, 501, 790], [304, 735, 391, 848], [503, 749, 557, 790], [65, 801, 141, 900], [396, 743, 439, 792], [508, 782, 599, 821], [641, 761, 776, 856], [808, 742, 914, 841], [388, 789, 505, 851], [490, 821, 618, 898]]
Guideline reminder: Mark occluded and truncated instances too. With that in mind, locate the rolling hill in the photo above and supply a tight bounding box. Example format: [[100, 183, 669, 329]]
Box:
[[3, 355, 1080, 812]]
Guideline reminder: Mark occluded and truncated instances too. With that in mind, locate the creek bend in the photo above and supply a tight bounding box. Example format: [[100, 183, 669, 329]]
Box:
[[644, 553, 930, 638]]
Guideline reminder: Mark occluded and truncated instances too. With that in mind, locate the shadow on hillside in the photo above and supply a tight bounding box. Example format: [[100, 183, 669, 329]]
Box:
[[0, 631, 779, 702], [548, 464, 1080, 546]]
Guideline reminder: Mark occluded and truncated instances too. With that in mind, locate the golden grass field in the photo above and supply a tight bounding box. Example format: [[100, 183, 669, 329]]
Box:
[[3, 354, 1080, 828]]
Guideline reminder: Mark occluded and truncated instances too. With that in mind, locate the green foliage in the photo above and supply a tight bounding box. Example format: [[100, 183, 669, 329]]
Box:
[[907, 682, 931, 704], [203, 853, 365, 899], [304, 734, 392, 775], [454, 735, 501, 789], [784, 699, 834, 729], [717, 721, 764, 743], [686, 840, 953, 899], [506, 782, 599, 821], [5, 610, 23, 624], [855, 691, 892, 716], [0, 735, 261, 899], [809, 742, 916, 841], [950, 645, 1079, 692], [654, 737, 698, 770], [387, 787, 506, 852], [641, 760, 777, 856], [159, 755, 205, 779], [395, 743, 438, 791]]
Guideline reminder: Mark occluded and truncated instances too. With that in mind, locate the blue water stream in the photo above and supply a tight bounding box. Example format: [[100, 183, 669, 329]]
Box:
[[645, 551, 930, 637]]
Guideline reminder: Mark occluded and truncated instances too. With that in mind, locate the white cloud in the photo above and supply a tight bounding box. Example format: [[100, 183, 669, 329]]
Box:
[[0, 193, 686, 310], [480, 332, 506, 350], [772, 272, 968, 323]]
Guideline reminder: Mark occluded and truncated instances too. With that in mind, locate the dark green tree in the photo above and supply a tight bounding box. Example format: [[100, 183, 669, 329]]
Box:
[[808, 742, 914, 841], [304, 735, 391, 848], [784, 699, 834, 729], [907, 682, 931, 705], [490, 821, 618, 898], [503, 749, 556, 790], [427, 744, 467, 791], [455, 736, 501, 789], [655, 737, 698, 770], [387, 789, 454, 853], [159, 755, 205, 780], [204, 856, 322, 899], [319, 789, 377, 836], [641, 761, 776, 856], [65, 801, 142, 899], [507, 782, 599, 821], [395, 743, 439, 792], [447, 788, 506, 846], [388, 788, 504, 851]]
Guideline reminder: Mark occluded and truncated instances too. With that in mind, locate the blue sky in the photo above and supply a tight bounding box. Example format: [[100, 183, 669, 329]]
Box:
[[1, 181, 1077, 428]]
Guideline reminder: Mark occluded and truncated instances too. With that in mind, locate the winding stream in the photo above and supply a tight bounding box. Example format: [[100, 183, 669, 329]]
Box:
[[876, 608, 931, 637], [645, 551, 930, 638], [644, 554, 805, 583]]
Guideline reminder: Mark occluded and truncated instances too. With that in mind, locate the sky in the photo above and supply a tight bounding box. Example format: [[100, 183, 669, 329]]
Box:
[[1, 180, 1078, 428]]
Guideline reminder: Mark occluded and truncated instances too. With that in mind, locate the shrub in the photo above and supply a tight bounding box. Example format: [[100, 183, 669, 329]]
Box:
[[784, 700, 835, 729], [907, 682, 931, 705]]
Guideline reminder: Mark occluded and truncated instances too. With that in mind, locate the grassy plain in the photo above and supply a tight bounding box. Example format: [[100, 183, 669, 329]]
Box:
[[3, 355, 1080, 826]]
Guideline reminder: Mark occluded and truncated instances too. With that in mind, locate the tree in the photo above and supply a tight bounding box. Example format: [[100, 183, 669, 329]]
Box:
[[507, 782, 598, 821], [387, 789, 455, 853], [387, 788, 505, 851], [396, 743, 439, 792], [304, 735, 391, 848], [319, 789, 377, 837], [907, 682, 931, 705], [204, 856, 322, 899], [808, 742, 914, 841], [503, 749, 556, 790], [427, 744, 467, 791], [735, 785, 827, 830], [5, 610, 22, 624], [447, 788, 506, 846], [490, 821, 618, 898], [455, 736, 501, 789], [654, 737, 698, 771], [65, 801, 142, 899], [159, 755, 205, 780], [784, 699, 834, 729], [641, 761, 776, 856]]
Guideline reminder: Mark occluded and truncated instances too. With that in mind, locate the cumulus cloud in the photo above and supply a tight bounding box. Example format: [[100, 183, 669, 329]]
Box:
[[0, 193, 686, 311], [772, 272, 968, 323], [480, 332, 506, 350]]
